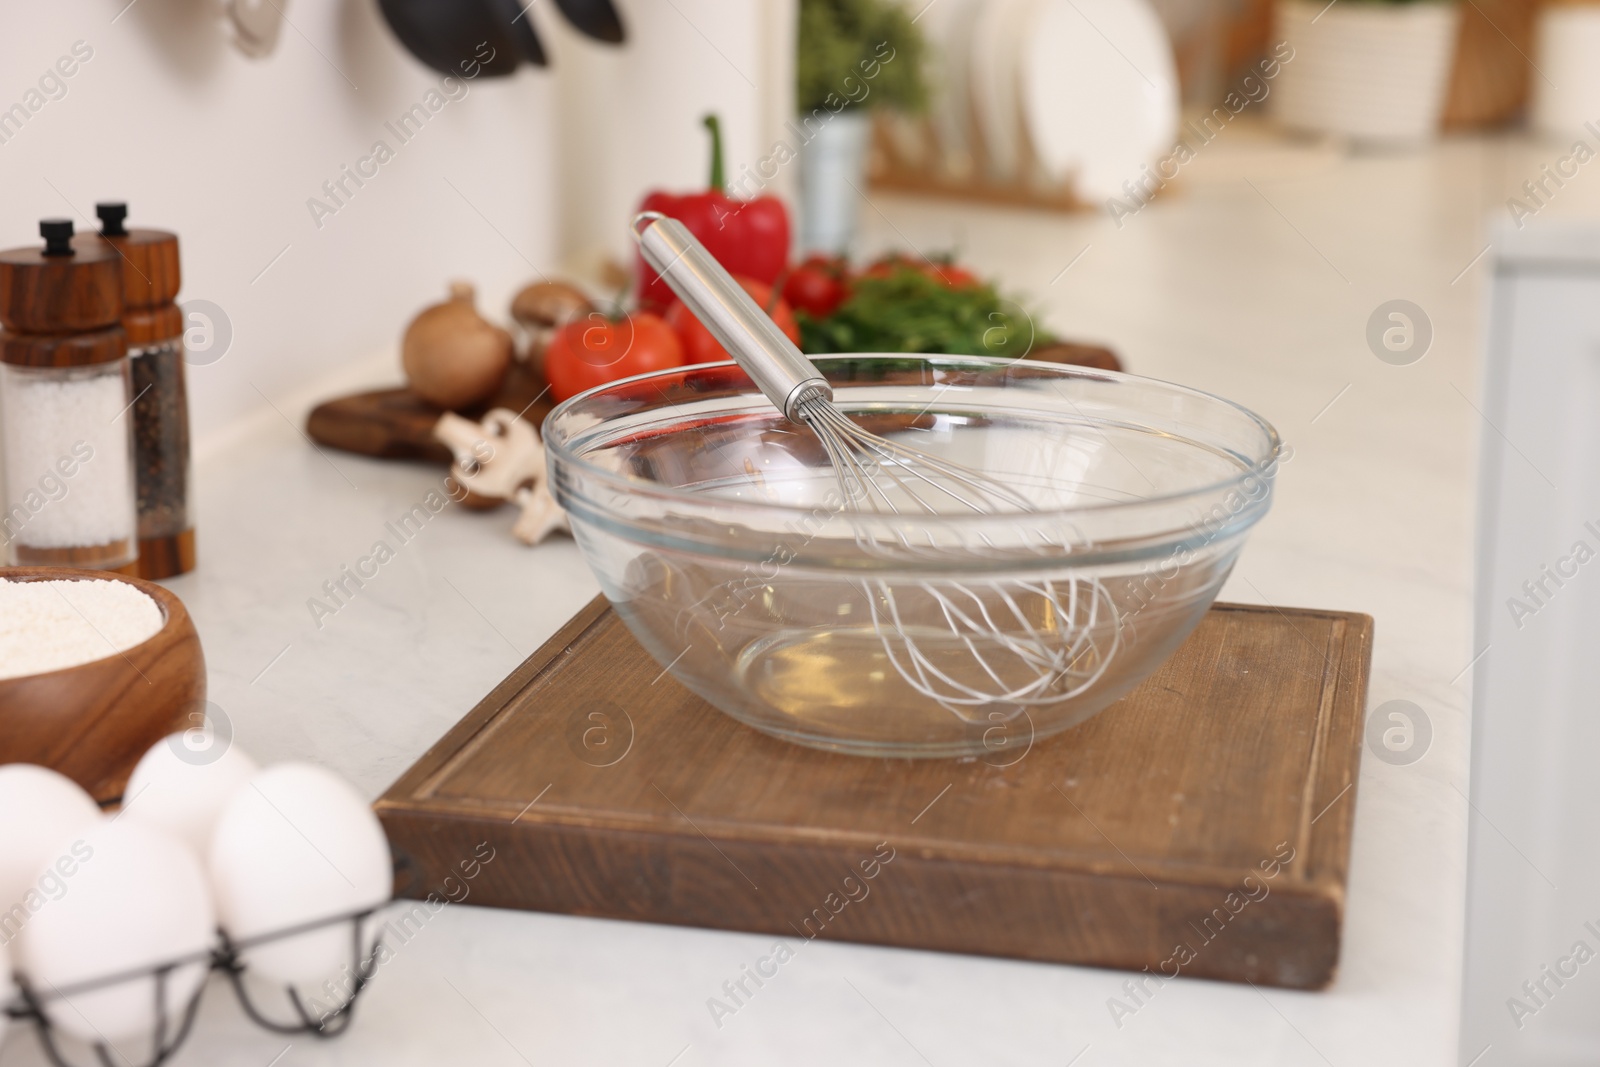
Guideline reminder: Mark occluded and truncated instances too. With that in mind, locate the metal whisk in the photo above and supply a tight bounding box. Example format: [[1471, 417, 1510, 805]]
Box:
[[631, 213, 1120, 721]]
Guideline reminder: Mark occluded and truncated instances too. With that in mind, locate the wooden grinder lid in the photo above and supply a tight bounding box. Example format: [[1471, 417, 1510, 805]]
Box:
[[1, 325, 127, 368], [123, 304, 185, 347], [93, 203, 180, 310], [0, 219, 123, 335]]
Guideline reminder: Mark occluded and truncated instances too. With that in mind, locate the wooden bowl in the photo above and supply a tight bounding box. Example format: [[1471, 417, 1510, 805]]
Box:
[[0, 567, 205, 802]]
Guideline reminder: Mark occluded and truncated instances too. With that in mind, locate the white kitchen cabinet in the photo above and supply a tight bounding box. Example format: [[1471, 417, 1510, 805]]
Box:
[[1465, 220, 1600, 1066]]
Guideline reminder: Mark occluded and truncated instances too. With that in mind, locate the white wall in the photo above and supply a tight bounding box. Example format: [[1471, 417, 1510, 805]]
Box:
[[0, 0, 791, 449]]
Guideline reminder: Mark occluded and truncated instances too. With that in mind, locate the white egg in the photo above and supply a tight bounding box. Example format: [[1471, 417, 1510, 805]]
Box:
[[209, 763, 391, 988], [121, 732, 258, 859], [17, 820, 214, 1043], [0, 765, 101, 922]]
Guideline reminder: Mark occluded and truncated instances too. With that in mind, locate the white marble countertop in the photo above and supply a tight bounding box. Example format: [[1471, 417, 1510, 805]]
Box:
[[7, 124, 1551, 1067]]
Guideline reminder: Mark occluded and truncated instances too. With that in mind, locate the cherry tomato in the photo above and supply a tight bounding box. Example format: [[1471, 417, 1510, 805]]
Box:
[[860, 253, 918, 279], [667, 276, 801, 364], [782, 255, 851, 318], [863, 254, 980, 289], [931, 263, 980, 288], [543, 311, 685, 402]]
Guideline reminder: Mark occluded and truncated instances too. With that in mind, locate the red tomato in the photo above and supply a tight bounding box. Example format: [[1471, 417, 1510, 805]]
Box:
[[543, 311, 685, 402], [666, 276, 801, 364], [863, 254, 980, 289], [861, 253, 919, 279], [782, 255, 851, 318], [932, 263, 980, 288]]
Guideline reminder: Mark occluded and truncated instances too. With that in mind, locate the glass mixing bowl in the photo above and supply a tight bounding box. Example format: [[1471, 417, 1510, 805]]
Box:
[[544, 355, 1280, 759]]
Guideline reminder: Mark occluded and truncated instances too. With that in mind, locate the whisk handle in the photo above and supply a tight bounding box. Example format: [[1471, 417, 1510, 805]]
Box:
[[632, 212, 832, 420]]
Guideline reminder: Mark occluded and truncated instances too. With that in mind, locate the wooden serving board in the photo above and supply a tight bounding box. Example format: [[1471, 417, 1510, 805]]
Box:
[[305, 362, 554, 464], [306, 351, 1120, 463], [377, 597, 1372, 989]]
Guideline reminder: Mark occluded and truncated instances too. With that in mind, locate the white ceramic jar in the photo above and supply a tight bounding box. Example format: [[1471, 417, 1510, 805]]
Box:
[[1532, 5, 1600, 140], [1272, 0, 1461, 144]]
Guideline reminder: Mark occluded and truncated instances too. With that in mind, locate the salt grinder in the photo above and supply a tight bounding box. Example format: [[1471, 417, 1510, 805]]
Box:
[[92, 202, 195, 578], [0, 219, 139, 572]]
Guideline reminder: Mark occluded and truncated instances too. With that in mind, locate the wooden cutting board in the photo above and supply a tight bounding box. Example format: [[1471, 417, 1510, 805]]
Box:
[[305, 362, 554, 464], [377, 596, 1371, 989], [305, 351, 1118, 463]]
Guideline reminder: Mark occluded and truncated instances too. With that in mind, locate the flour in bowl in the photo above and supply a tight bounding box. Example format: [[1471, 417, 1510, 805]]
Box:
[[0, 578, 164, 680]]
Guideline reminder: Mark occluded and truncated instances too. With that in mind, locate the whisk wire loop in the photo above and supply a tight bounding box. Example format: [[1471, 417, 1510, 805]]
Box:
[[796, 389, 1125, 722]]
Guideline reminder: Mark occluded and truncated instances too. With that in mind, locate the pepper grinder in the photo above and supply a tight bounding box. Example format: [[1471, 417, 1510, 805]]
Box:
[[90, 202, 195, 578], [0, 219, 139, 572]]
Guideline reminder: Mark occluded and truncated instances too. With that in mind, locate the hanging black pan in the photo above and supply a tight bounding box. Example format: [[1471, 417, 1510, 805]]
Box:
[[553, 0, 625, 43], [377, 0, 549, 76]]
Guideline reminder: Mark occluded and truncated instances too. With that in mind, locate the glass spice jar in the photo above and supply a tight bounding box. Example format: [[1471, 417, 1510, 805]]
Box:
[[0, 219, 139, 572], [92, 203, 195, 579]]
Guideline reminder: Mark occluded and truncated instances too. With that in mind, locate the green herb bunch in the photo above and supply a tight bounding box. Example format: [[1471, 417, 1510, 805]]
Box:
[[797, 0, 929, 114], [799, 266, 1050, 358]]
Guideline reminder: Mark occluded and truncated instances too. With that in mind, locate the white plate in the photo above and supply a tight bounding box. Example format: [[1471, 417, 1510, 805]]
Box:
[[878, 0, 936, 168], [921, 0, 985, 180], [1021, 0, 1179, 201], [969, 0, 1038, 184]]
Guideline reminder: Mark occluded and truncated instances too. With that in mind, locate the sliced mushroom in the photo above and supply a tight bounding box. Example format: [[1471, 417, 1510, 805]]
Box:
[[511, 479, 569, 545], [432, 408, 568, 545]]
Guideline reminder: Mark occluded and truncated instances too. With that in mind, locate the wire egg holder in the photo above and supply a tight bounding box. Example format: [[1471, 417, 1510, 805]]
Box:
[[2, 882, 406, 1067]]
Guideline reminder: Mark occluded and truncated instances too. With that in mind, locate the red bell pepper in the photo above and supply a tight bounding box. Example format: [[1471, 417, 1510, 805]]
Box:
[[635, 114, 791, 314]]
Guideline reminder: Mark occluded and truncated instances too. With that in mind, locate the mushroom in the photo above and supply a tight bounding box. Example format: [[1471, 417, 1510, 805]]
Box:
[[509, 280, 594, 361], [432, 409, 569, 545], [511, 480, 568, 545]]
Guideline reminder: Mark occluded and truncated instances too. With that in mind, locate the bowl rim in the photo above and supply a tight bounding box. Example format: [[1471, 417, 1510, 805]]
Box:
[[0, 566, 177, 682], [543, 353, 1283, 527]]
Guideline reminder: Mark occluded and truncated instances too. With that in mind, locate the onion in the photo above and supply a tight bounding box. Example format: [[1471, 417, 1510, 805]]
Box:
[[402, 281, 513, 410]]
